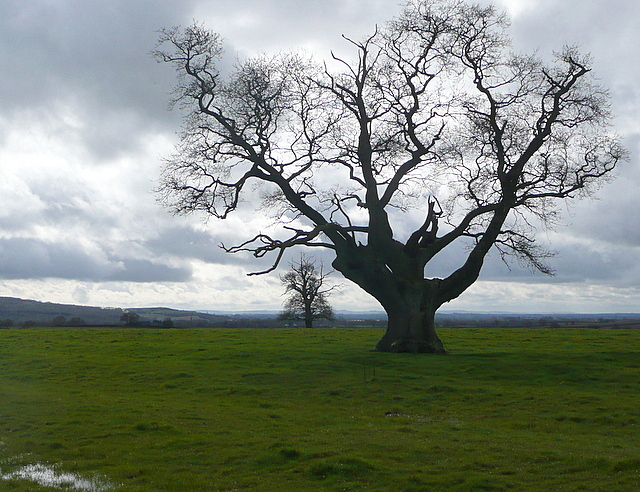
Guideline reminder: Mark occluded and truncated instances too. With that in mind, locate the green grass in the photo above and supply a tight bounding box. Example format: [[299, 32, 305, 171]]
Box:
[[1, 327, 640, 491]]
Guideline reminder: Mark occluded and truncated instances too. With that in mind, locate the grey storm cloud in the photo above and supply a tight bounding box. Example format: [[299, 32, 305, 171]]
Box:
[[0, 0, 192, 159], [0, 237, 191, 282], [479, 243, 639, 285], [144, 225, 247, 265], [0, 0, 189, 110]]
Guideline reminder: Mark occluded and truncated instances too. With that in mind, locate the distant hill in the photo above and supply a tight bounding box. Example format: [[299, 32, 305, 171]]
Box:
[[0, 297, 229, 327], [129, 306, 231, 327], [0, 297, 123, 326]]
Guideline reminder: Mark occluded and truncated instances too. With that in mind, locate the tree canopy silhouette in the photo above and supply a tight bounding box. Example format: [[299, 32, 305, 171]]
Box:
[[154, 0, 625, 352], [279, 255, 335, 328]]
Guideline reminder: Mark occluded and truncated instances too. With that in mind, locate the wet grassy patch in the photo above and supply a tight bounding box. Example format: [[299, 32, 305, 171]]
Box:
[[1, 328, 640, 490]]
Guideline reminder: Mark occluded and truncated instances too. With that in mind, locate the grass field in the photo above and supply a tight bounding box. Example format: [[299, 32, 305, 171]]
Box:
[[1, 327, 640, 491]]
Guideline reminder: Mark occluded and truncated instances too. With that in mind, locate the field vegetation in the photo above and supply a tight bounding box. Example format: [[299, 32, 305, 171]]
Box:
[[1, 328, 640, 491]]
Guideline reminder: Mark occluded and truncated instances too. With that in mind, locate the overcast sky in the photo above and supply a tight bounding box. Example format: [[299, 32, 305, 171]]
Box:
[[1, 0, 638, 314]]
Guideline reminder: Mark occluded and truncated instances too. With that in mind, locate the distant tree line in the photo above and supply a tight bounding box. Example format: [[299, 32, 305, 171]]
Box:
[[0, 317, 88, 328], [120, 311, 174, 328], [1, 313, 638, 330], [52, 316, 87, 327]]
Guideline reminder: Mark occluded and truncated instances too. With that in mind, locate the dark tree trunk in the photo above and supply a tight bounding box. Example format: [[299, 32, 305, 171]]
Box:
[[376, 307, 444, 353], [304, 301, 313, 328], [333, 248, 447, 354], [374, 282, 445, 354]]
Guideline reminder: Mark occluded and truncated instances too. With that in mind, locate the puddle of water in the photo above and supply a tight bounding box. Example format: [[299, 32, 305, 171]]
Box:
[[1, 463, 117, 491]]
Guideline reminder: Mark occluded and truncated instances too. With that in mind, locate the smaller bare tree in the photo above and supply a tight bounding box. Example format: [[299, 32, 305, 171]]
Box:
[[280, 255, 336, 328]]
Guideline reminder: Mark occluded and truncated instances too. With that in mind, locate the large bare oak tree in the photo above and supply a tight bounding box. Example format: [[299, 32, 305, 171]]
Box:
[[154, 0, 625, 353]]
